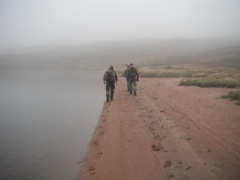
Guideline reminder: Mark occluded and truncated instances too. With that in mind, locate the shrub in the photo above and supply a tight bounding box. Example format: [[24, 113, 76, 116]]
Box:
[[179, 78, 239, 88], [222, 89, 240, 105]]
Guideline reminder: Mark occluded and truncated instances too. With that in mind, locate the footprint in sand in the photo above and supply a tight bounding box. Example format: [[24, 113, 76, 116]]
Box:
[[96, 152, 103, 158], [150, 120, 157, 125], [174, 161, 183, 168], [148, 115, 153, 119], [154, 135, 166, 142], [152, 143, 167, 152], [88, 166, 96, 175], [154, 135, 160, 139], [164, 160, 172, 168], [160, 136, 166, 141], [185, 166, 192, 171], [167, 173, 175, 179], [93, 141, 99, 146], [138, 113, 146, 117], [149, 109, 154, 113], [149, 127, 155, 132]]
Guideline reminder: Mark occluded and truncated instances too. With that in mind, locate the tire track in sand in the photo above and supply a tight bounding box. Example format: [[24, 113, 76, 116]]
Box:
[[136, 84, 225, 180]]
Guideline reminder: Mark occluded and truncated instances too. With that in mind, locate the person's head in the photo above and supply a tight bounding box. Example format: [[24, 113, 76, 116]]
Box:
[[109, 65, 113, 70], [130, 63, 133, 67]]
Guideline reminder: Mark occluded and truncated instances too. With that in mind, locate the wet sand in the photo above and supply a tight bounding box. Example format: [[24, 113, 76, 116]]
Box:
[[78, 77, 240, 180]]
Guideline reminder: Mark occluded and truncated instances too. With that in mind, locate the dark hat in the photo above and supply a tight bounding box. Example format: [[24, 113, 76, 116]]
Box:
[[130, 63, 133, 65], [109, 65, 113, 70]]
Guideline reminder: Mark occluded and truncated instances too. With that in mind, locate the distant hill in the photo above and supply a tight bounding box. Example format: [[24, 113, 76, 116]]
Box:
[[0, 38, 240, 70]]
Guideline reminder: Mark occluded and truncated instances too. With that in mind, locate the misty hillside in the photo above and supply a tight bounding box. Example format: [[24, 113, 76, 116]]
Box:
[[0, 39, 240, 70]]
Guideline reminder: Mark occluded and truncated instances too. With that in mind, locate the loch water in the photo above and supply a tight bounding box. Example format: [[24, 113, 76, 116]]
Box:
[[0, 70, 105, 180]]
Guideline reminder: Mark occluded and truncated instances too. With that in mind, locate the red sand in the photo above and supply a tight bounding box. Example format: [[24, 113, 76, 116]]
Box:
[[78, 78, 240, 180]]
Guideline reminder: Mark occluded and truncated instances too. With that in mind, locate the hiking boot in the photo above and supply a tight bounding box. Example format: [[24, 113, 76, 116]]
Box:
[[134, 91, 136, 96], [106, 96, 109, 102], [130, 91, 132, 95], [110, 96, 113, 100]]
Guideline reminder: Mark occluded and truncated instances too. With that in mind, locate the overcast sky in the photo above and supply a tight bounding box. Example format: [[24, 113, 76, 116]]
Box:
[[0, 0, 240, 50]]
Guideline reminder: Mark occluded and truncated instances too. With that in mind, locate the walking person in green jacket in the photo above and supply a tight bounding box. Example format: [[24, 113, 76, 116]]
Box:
[[126, 63, 139, 96], [103, 66, 118, 102]]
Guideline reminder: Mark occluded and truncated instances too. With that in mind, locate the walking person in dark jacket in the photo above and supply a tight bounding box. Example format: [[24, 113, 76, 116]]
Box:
[[103, 66, 118, 102], [124, 64, 131, 92], [126, 63, 139, 96]]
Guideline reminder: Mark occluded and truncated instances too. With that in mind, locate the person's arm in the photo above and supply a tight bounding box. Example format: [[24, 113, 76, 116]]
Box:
[[103, 72, 106, 84], [136, 68, 139, 81], [126, 68, 129, 79], [115, 71, 118, 82]]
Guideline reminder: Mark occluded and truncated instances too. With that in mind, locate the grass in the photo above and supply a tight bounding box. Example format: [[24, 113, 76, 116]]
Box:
[[120, 65, 196, 78], [179, 77, 239, 88], [139, 71, 193, 78], [118, 65, 240, 88], [222, 89, 240, 105]]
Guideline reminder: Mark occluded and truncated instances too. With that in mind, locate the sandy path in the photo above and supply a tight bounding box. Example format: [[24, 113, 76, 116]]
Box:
[[78, 78, 240, 180]]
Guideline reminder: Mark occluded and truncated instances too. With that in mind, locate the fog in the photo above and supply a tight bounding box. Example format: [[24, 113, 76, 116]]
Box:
[[1, 0, 240, 52]]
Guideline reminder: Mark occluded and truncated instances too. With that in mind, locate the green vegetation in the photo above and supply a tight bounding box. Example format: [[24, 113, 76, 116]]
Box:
[[119, 65, 240, 88], [139, 70, 193, 78], [179, 78, 239, 88], [121, 65, 196, 78], [222, 89, 240, 105], [179, 67, 240, 88]]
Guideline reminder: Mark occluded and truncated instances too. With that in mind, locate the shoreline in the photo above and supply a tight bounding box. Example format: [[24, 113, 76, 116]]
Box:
[[78, 77, 240, 180]]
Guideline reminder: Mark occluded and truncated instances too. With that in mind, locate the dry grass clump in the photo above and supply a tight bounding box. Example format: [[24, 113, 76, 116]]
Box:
[[222, 89, 240, 105], [178, 66, 240, 88], [179, 77, 239, 88]]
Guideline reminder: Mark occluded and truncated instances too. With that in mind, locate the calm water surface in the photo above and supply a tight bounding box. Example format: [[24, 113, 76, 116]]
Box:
[[0, 70, 105, 180]]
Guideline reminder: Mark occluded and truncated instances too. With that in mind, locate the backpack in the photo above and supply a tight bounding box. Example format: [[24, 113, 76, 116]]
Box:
[[106, 70, 115, 84], [127, 67, 137, 79]]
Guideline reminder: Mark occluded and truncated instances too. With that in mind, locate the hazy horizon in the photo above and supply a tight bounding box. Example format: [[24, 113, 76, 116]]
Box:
[[1, 0, 240, 52]]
